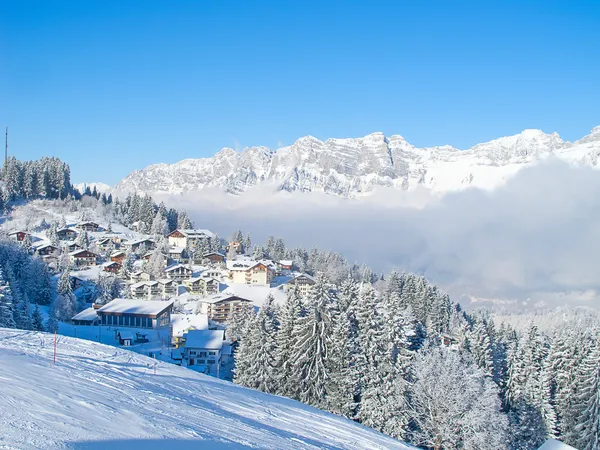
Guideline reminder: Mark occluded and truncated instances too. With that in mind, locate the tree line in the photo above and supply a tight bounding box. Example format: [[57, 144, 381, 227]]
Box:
[[230, 272, 600, 450]]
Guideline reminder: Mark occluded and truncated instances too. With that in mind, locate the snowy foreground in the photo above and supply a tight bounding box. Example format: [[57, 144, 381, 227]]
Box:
[[0, 329, 413, 450]]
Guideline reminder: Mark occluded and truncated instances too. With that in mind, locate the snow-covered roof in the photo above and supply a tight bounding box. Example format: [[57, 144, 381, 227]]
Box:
[[69, 249, 97, 257], [71, 308, 99, 322], [171, 313, 209, 338], [175, 229, 215, 238], [200, 293, 253, 305], [35, 243, 57, 251], [223, 284, 288, 306], [57, 227, 78, 233], [537, 440, 577, 450], [111, 250, 126, 257], [226, 260, 259, 271], [118, 331, 134, 340], [164, 264, 192, 273], [157, 278, 174, 285], [102, 261, 120, 268], [279, 260, 293, 266], [97, 299, 173, 316], [184, 329, 224, 349], [8, 230, 29, 236], [168, 246, 185, 254], [131, 281, 159, 289], [125, 238, 155, 246]]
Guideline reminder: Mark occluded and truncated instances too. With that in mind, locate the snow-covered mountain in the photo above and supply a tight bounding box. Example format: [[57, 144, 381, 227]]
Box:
[[74, 181, 111, 195], [114, 127, 600, 197], [0, 329, 411, 450]]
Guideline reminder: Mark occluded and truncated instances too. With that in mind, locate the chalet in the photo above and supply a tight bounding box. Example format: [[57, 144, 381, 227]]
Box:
[[164, 264, 193, 282], [57, 227, 78, 240], [130, 271, 152, 282], [196, 293, 253, 323], [8, 230, 32, 243], [96, 237, 114, 250], [65, 242, 83, 253], [129, 221, 143, 232], [283, 273, 316, 297], [157, 278, 177, 297], [35, 243, 59, 256], [124, 238, 155, 252], [69, 249, 98, 267], [183, 329, 225, 376], [111, 251, 126, 263], [171, 313, 209, 347], [76, 221, 100, 232], [167, 229, 214, 249], [225, 241, 243, 256], [183, 276, 219, 296], [96, 299, 173, 331], [278, 260, 293, 271], [204, 268, 224, 280], [142, 251, 153, 261], [130, 281, 160, 299], [41, 254, 59, 271], [227, 260, 274, 286], [71, 307, 99, 326], [102, 261, 122, 274], [168, 247, 185, 261], [204, 252, 225, 264], [69, 275, 86, 291]]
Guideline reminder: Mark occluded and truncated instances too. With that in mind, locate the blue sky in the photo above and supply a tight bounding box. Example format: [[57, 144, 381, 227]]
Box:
[[1, 1, 599, 184]]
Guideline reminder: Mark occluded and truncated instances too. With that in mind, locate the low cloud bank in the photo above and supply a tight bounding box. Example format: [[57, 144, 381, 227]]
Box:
[[157, 160, 600, 310]]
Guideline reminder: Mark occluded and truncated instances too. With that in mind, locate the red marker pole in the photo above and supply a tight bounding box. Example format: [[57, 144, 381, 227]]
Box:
[[53, 332, 57, 365]]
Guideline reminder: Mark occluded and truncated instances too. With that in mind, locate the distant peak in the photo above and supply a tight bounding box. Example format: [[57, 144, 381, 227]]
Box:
[[519, 129, 545, 138], [591, 125, 600, 134]]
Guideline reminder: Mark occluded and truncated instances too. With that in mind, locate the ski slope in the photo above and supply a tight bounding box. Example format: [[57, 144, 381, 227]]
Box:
[[0, 329, 413, 450]]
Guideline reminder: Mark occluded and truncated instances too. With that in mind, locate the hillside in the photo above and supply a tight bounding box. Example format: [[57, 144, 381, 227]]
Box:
[[0, 329, 413, 450], [113, 126, 600, 197]]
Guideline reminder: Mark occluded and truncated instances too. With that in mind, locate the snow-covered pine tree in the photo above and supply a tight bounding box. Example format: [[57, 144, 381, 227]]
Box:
[[573, 337, 600, 450], [0, 268, 16, 328], [274, 285, 303, 398], [234, 302, 277, 394], [291, 273, 334, 408], [225, 301, 254, 341], [31, 303, 45, 331], [55, 270, 77, 320], [408, 346, 508, 450], [244, 233, 252, 255]]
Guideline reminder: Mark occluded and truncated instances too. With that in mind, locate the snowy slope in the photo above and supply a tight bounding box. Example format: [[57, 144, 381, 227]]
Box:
[[114, 126, 600, 198], [0, 329, 413, 450]]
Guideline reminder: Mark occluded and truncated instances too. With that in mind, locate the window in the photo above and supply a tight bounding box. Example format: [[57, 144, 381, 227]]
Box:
[[207, 360, 215, 365], [199, 352, 207, 357], [190, 351, 196, 356], [198, 359, 205, 364], [209, 351, 216, 356]]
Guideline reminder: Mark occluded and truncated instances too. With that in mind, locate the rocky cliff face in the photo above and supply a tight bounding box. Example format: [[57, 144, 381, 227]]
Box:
[[113, 127, 600, 197]]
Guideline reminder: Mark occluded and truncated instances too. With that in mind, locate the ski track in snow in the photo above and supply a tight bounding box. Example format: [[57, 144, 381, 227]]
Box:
[[0, 329, 413, 450]]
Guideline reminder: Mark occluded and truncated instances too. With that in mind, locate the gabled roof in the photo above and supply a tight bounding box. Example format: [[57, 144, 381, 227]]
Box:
[[168, 247, 185, 254], [184, 329, 224, 349], [77, 221, 99, 227], [279, 260, 293, 266], [102, 261, 120, 268], [35, 243, 58, 251], [170, 229, 215, 239], [200, 293, 253, 305], [125, 238, 155, 246], [157, 278, 175, 285], [97, 299, 173, 316], [131, 281, 159, 289], [69, 249, 97, 257], [164, 263, 192, 273], [57, 227, 78, 233], [8, 230, 29, 236], [111, 250, 126, 257]]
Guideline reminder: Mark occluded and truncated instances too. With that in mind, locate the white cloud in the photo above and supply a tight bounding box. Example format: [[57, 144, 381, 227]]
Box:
[[157, 160, 600, 310]]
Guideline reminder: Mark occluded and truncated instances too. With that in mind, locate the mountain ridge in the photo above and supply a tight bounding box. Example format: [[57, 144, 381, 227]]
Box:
[[113, 127, 600, 197]]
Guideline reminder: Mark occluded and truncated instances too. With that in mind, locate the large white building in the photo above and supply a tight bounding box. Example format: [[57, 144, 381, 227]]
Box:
[[226, 260, 274, 286], [182, 329, 225, 376], [167, 229, 214, 249]]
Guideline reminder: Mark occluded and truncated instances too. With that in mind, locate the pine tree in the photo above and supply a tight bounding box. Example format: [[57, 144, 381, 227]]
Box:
[[274, 285, 303, 397], [244, 233, 252, 255], [31, 303, 45, 331], [234, 302, 277, 393], [291, 273, 334, 408], [574, 337, 600, 450], [0, 268, 16, 328]]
